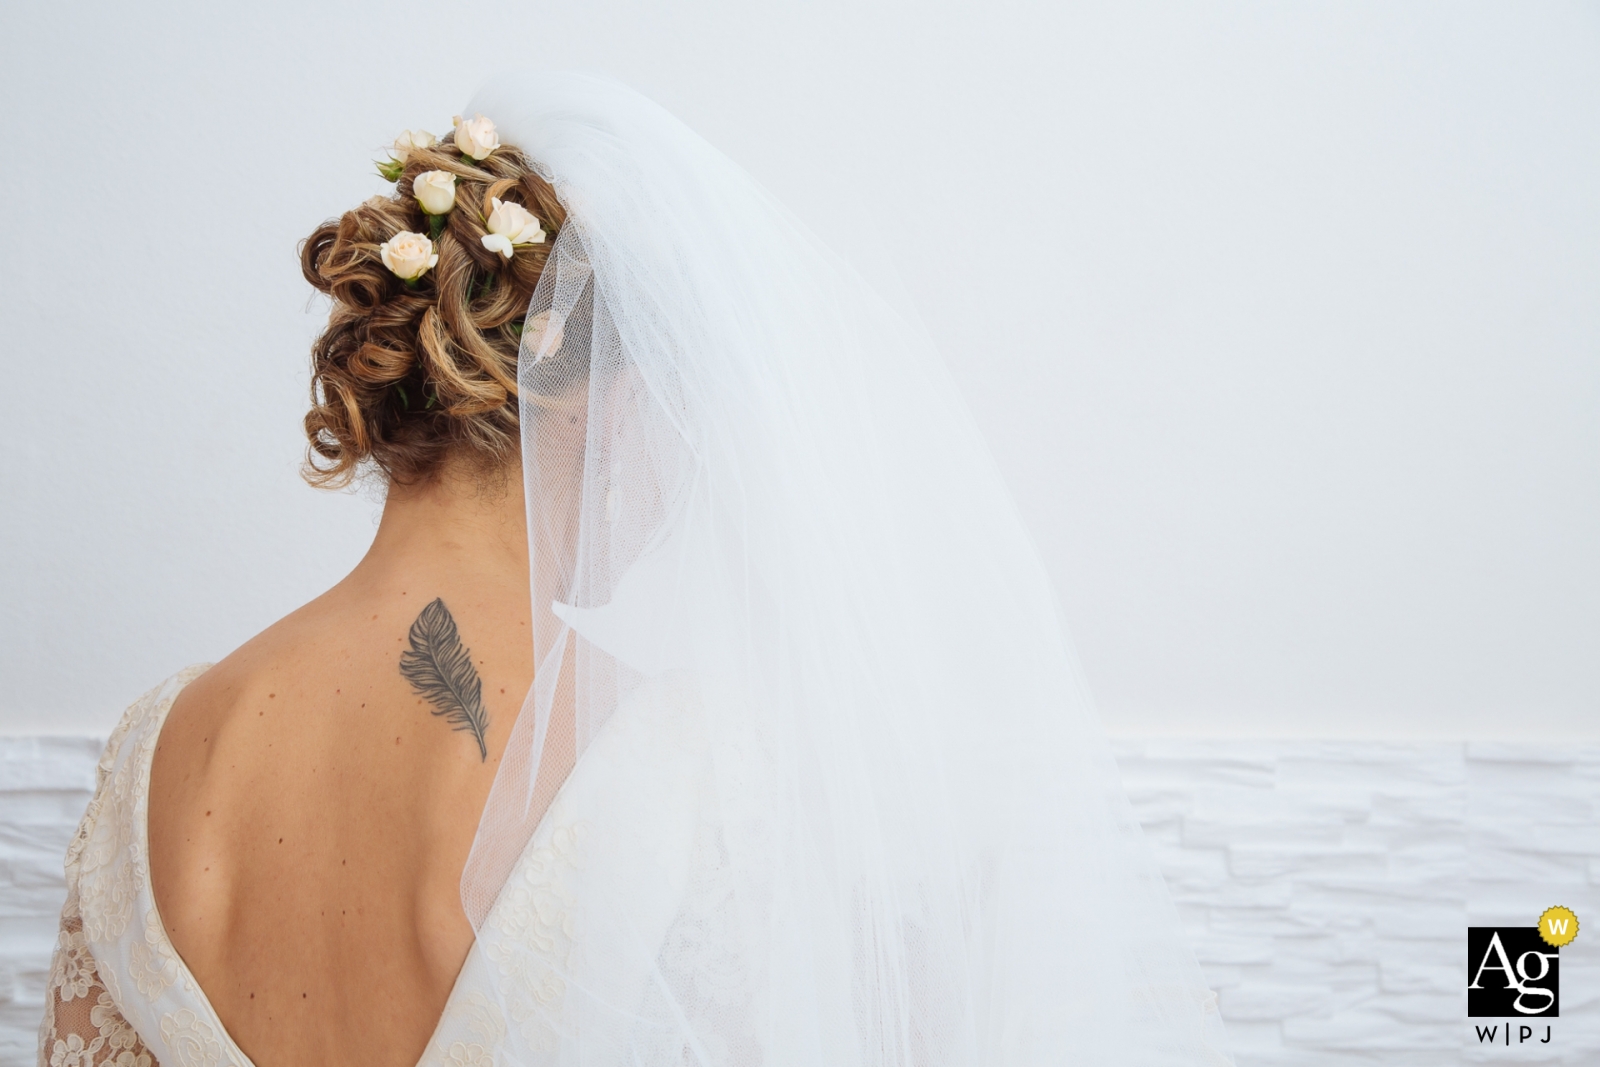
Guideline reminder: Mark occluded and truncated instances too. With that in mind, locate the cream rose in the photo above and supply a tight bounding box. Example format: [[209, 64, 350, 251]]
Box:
[[392, 128, 437, 161], [453, 114, 500, 160], [525, 310, 566, 363], [379, 231, 438, 280], [480, 197, 546, 259], [413, 170, 457, 215]]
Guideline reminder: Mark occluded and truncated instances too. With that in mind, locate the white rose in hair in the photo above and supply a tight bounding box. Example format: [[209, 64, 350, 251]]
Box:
[[413, 171, 457, 215], [480, 197, 546, 259], [525, 310, 566, 363], [453, 114, 500, 160], [392, 129, 437, 161], [380, 231, 439, 280]]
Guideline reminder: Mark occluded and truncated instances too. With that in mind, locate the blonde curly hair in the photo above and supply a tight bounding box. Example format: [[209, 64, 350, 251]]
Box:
[[298, 133, 566, 487]]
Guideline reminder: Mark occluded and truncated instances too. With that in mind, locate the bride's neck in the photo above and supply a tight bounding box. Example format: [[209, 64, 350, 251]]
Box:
[[353, 459, 530, 588]]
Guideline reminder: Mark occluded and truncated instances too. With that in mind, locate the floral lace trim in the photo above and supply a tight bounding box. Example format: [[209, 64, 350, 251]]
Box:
[[72, 673, 185, 946], [41, 671, 209, 1067], [39, 903, 158, 1067]]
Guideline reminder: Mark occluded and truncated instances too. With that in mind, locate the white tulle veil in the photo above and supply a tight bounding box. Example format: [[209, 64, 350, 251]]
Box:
[[457, 71, 1232, 1065]]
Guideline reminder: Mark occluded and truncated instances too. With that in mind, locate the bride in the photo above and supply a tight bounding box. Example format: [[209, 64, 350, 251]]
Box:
[[40, 73, 1231, 1067]]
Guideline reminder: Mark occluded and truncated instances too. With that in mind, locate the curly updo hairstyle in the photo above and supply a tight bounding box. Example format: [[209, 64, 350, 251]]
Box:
[[300, 129, 566, 487]]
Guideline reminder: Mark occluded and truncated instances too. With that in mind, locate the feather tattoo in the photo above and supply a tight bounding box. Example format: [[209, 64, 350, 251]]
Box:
[[399, 598, 491, 761]]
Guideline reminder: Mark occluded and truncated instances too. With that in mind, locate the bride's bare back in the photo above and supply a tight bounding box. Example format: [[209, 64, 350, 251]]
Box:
[[148, 472, 540, 1067]]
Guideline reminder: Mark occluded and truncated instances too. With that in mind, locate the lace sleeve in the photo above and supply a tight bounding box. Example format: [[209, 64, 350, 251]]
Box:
[[38, 896, 158, 1067]]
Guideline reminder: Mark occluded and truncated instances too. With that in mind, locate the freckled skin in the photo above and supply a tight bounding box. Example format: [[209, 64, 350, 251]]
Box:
[[148, 464, 556, 1067]]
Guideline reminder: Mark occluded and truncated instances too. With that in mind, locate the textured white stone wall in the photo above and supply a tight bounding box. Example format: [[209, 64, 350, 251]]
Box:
[[1115, 741, 1600, 1065], [4, 737, 1597, 1064]]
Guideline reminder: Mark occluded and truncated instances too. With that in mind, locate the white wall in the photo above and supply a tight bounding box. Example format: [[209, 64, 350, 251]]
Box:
[[2, 1, 1597, 738]]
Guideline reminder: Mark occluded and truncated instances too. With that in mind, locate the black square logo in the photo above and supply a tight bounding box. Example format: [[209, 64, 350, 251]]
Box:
[[1468, 927, 1559, 1017]]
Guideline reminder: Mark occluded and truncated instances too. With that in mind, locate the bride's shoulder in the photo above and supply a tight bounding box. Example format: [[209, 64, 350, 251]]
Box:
[[178, 604, 318, 697], [159, 593, 339, 740]]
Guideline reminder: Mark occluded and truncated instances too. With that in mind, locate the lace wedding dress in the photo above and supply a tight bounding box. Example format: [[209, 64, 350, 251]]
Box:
[[43, 72, 1232, 1065]]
